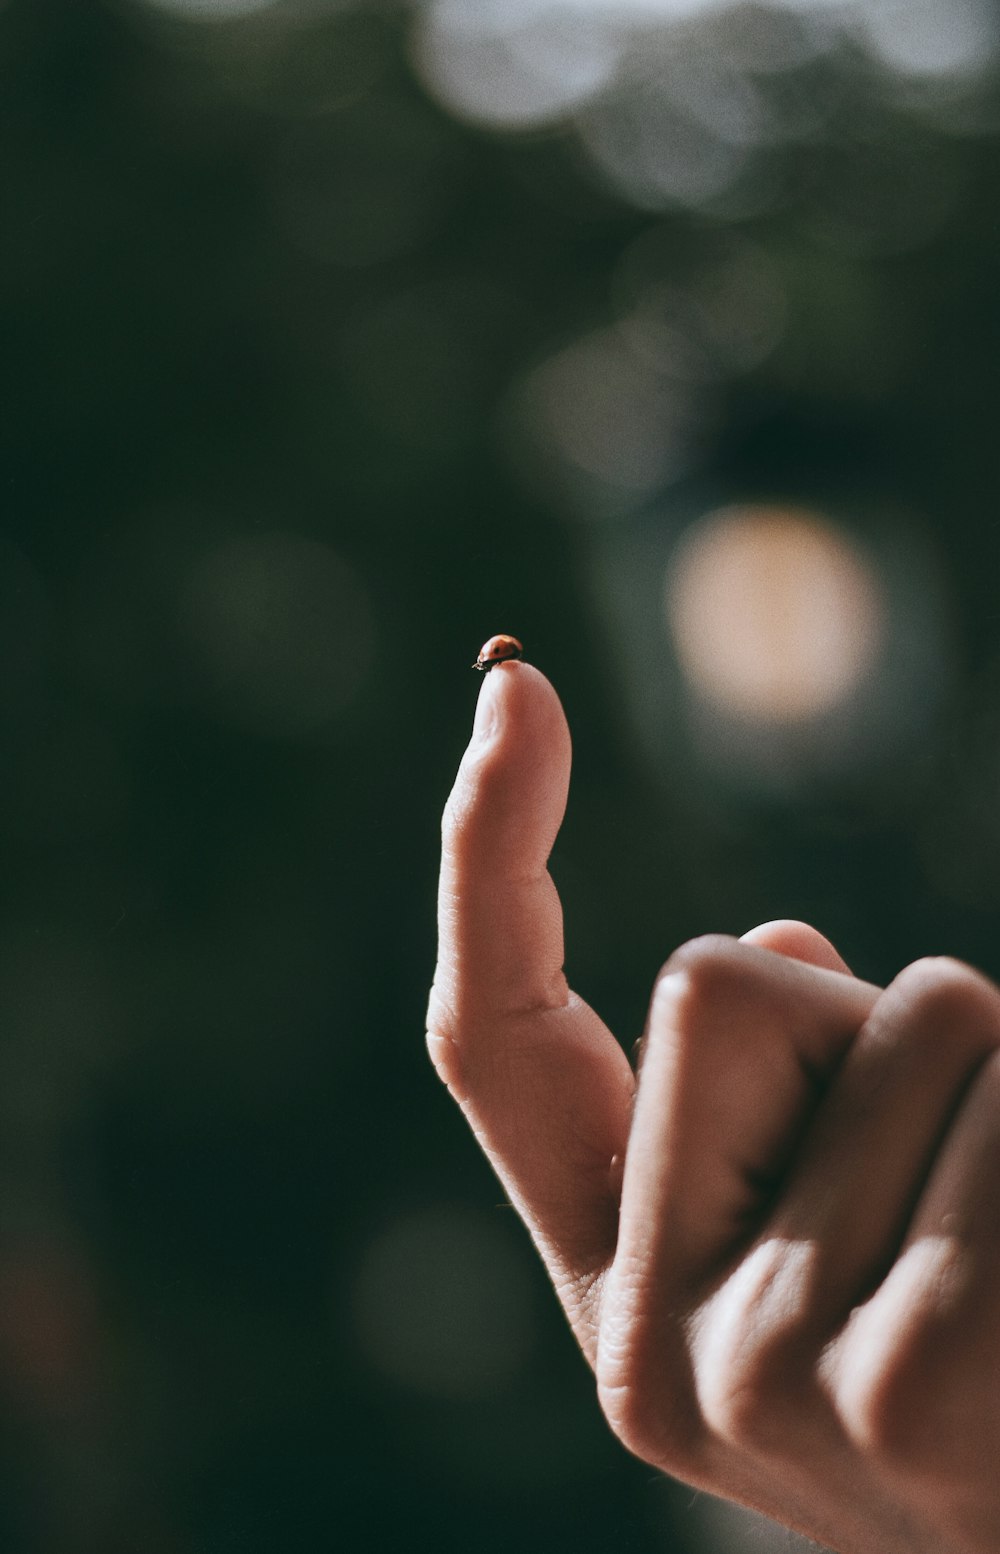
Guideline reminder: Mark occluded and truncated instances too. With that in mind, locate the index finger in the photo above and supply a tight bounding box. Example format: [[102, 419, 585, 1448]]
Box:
[[432, 660, 573, 1035], [428, 659, 634, 1346]]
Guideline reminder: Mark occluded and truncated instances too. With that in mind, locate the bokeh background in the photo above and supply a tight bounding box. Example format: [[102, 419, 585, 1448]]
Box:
[[2, 0, 1000, 1549]]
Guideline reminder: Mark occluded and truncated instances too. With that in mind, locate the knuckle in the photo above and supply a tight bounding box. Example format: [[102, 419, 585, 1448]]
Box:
[[888, 956, 1000, 1029], [841, 1337, 998, 1501], [699, 1371, 787, 1453], [662, 933, 744, 986], [425, 984, 467, 1099], [837, 1342, 936, 1470], [441, 782, 474, 845], [835, 1245, 967, 1474], [425, 1027, 465, 1099], [650, 935, 745, 1032], [693, 1240, 815, 1452]]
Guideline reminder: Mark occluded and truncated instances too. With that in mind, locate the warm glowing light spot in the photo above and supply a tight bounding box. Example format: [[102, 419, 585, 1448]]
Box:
[[665, 504, 885, 722]]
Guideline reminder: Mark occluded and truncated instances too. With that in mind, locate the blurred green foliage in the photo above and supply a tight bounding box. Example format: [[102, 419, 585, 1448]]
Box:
[[0, 1, 999, 1550]]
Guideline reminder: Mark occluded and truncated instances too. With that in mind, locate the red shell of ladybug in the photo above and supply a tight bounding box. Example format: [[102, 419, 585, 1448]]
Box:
[[473, 634, 523, 671]]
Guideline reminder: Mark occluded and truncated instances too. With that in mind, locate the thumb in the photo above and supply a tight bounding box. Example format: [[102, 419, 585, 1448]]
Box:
[[428, 658, 634, 1353]]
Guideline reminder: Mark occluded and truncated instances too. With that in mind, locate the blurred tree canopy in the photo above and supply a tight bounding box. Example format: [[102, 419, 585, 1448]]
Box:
[[0, 1, 999, 1550]]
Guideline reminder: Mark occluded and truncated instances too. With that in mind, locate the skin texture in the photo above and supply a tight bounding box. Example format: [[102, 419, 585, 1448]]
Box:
[[428, 662, 1000, 1554]]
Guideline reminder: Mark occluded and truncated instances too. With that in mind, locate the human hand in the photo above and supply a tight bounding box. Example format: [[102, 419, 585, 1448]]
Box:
[[428, 659, 1000, 1554]]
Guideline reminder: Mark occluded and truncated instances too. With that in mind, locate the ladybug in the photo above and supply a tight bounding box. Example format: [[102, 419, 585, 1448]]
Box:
[[472, 634, 523, 672]]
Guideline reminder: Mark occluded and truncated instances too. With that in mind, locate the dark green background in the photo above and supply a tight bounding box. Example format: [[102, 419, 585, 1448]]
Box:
[[1, 2, 999, 1549]]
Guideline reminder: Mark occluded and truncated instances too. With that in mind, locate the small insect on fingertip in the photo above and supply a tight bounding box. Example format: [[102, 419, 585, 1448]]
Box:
[[472, 634, 524, 672]]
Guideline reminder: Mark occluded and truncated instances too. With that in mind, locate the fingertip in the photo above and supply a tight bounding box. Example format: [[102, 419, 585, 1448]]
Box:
[[440, 659, 572, 962], [453, 661, 571, 851], [740, 919, 853, 975], [471, 660, 569, 755]]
